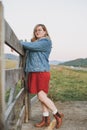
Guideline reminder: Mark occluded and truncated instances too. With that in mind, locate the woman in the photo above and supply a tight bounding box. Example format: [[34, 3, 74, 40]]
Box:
[[21, 24, 64, 128]]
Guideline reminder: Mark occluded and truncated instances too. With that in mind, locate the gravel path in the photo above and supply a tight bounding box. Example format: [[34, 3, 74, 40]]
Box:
[[22, 100, 87, 130]]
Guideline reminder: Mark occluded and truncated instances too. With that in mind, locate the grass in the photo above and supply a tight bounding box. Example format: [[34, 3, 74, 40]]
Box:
[[5, 80, 22, 103], [48, 65, 87, 101], [5, 88, 11, 102], [5, 59, 87, 102], [5, 59, 18, 69], [5, 59, 21, 102]]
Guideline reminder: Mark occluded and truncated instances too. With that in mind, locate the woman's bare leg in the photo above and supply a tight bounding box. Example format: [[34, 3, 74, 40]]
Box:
[[36, 91, 64, 128], [41, 101, 49, 116], [35, 97, 50, 127], [37, 90, 58, 113]]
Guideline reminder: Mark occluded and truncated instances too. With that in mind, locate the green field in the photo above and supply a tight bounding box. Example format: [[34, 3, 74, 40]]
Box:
[[48, 65, 87, 101], [5, 60, 87, 102]]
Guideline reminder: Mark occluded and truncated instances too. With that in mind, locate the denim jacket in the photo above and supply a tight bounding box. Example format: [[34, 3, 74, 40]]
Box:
[[21, 37, 52, 72]]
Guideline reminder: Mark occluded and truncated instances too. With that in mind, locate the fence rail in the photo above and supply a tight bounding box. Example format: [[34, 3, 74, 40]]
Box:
[[5, 20, 24, 55], [0, 2, 30, 130]]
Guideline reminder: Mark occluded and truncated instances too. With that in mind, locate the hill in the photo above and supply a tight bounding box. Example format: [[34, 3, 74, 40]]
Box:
[[5, 53, 19, 60], [5, 53, 19, 69], [5, 54, 64, 65], [5, 54, 87, 67], [59, 58, 87, 67], [49, 60, 64, 65]]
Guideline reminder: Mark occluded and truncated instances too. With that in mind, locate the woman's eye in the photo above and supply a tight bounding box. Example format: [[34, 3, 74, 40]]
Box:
[[35, 29, 42, 32]]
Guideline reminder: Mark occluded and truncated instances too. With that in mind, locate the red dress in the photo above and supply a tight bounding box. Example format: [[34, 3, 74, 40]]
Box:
[[28, 72, 50, 94]]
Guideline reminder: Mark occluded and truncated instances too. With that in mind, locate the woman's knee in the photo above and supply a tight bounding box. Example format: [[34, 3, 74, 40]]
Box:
[[38, 90, 46, 102]]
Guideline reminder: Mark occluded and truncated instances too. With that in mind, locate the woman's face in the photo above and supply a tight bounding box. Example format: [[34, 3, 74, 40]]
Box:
[[34, 26, 46, 39]]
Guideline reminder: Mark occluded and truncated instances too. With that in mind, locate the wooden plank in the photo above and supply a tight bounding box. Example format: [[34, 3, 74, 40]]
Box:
[[5, 20, 24, 56], [0, 2, 5, 130], [5, 88, 25, 122], [31, 95, 38, 106], [7, 87, 16, 107], [24, 91, 30, 122], [16, 106, 25, 130], [5, 68, 23, 90]]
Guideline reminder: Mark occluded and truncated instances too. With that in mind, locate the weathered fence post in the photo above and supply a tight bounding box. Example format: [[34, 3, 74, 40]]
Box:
[[0, 2, 5, 130], [20, 55, 30, 122], [24, 74, 31, 122]]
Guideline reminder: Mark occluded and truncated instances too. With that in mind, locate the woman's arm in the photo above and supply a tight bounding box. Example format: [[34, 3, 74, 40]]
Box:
[[21, 38, 52, 52]]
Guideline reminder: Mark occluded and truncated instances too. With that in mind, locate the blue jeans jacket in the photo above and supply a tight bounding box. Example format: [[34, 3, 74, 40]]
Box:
[[21, 37, 52, 72]]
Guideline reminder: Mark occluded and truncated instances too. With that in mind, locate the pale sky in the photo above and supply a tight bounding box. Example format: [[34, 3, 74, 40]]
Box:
[[2, 0, 87, 61]]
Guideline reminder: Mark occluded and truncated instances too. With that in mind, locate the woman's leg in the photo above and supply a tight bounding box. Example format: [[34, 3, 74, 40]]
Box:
[[35, 101, 50, 127], [37, 90, 64, 128], [41, 102, 49, 116], [37, 90, 58, 113]]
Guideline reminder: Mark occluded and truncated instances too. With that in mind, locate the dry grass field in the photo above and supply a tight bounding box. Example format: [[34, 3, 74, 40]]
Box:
[[5, 59, 18, 69]]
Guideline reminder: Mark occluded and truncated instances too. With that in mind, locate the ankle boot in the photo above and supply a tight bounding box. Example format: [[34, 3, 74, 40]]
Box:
[[35, 116, 50, 127], [53, 112, 64, 128]]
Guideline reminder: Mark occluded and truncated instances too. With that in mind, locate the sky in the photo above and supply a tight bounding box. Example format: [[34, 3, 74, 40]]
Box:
[[2, 0, 87, 61]]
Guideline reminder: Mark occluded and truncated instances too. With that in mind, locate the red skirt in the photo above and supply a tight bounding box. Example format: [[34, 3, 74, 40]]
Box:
[[28, 72, 50, 94]]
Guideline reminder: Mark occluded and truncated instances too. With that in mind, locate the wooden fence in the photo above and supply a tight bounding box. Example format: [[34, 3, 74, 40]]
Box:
[[0, 2, 30, 130]]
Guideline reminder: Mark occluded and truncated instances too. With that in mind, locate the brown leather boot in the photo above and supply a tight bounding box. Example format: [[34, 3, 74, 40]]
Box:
[[53, 112, 64, 128], [35, 116, 50, 127]]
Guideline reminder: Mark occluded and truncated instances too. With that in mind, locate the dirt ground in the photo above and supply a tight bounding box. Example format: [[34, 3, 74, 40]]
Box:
[[22, 100, 87, 130]]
